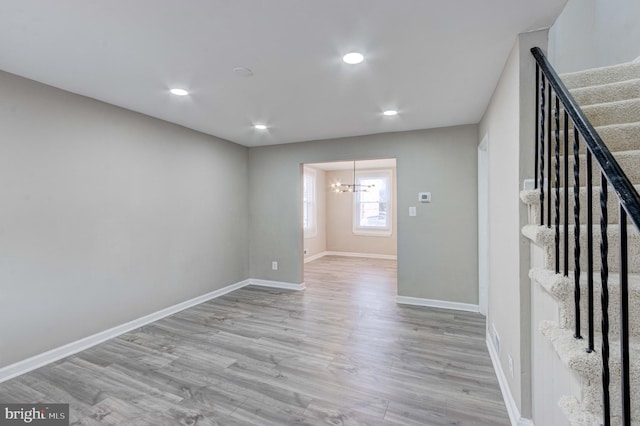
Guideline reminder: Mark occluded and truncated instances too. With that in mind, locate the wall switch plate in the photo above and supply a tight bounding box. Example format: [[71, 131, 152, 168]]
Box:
[[409, 206, 417, 216], [418, 192, 431, 203], [271, 261, 278, 270]]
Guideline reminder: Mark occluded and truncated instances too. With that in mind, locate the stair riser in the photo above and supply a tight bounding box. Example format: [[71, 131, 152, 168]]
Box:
[[561, 62, 640, 89], [582, 99, 640, 127], [558, 282, 640, 337], [528, 190, 626, 225], [549, 100, 640, 130], [570, 79, 640, 106], [550, 152, 640, 186], [555, 123, 640, 155], [581, 373, 638, 421], [540, 229, 640, 273]]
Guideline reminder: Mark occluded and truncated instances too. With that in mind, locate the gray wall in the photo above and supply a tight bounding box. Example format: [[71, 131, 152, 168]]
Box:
[[478, 29, 548, 418], [249, 126, 479, 303], [549, 0, 640, 73], [0, 70, 249, 368]]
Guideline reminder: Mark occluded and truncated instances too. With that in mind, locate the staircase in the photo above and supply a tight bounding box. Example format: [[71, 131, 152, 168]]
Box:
[[521, 55, 640, 426]]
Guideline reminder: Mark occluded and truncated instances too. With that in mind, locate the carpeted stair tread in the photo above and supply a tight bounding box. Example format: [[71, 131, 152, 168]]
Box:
[[581, 98, 640, 127], [540, 321, 640, 422], [569, 78, 640, 106], [530, 268, 640, 337], [561, 62, 640, 90], [521, 186, 640, 225], [559, 396, 637, 426], [556, 121, 640, 155], [557, 149, 640, 186], [559, 396, 609, 426], [595, 122, 640, 153], [522, 224, 640, 273]]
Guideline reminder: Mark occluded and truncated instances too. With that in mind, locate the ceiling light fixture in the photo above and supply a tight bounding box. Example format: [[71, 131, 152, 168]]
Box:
[[233, 67, 253, 77], [254, 124, 268, 130], [331, 161, 374, 193], [170, 88, 189, 96], [383, 109, 398, 116], [342, 52, 364, 65]]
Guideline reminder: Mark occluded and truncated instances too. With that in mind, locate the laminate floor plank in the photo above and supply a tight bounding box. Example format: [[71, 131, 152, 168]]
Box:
[[0, 256, 508, 425]]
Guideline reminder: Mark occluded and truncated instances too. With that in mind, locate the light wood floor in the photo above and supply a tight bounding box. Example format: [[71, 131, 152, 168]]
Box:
[[0, 256, 509, 425]]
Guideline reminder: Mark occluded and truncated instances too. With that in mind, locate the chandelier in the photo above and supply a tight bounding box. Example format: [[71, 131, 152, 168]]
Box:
[[330, 160, 375, 193]]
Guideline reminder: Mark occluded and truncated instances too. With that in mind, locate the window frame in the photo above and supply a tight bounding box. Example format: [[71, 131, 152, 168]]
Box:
[[303, 167, 317, 238], [352, 169, 393, 237]]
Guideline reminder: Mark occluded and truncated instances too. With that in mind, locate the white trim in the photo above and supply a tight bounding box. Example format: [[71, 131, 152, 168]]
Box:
[[486, 333, 534, 426], [303, 167, 318, 238], [353, 169, 393, 235], [249, 279, 305, 291], [325, 251, 397, 260], [478, 133, 489, 317], [304, 251, 328, 263], [0, 279, 251, 383], [396, 296, 479, 313]]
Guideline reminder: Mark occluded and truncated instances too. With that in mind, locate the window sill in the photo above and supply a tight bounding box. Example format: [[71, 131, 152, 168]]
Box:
[[353, 230, 392, 237]]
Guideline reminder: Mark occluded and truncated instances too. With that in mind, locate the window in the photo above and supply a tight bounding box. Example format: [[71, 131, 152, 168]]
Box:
[[353, 169, 392, 236], [303, 167, 317, 238]]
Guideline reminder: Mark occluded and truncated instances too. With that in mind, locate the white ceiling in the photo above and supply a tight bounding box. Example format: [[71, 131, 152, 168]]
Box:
[[0, 0, 566, 147], [307, 158, 396, 171]]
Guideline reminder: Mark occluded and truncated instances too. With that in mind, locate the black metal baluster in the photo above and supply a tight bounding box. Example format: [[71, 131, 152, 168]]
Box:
[[572, 124, 581, 339], [564, 112, 569, 277], [554, 95, 560, 274], [540, 75, 546, 225], [535, 65, 539, 191], [547, 85, 552, 229], [619, 207, 631, 426], [586, 150, 594, 352], [600, 175, 610, 426]]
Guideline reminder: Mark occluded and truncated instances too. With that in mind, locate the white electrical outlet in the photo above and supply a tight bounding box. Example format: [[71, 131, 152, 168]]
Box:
[[271, 261, 278, 270], [508, 353, 514, 378]]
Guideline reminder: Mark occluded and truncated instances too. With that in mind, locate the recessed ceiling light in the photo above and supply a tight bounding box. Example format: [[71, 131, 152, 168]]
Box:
[[383, 110, 398, 116], [254, 124, 268, 130], [233, 67, 254, 77], [170, 88, 189, 96], [343, 52, 364, 64]]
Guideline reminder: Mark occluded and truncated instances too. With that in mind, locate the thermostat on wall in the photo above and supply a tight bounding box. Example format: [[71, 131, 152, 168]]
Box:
[[419, 192, 431, 203]]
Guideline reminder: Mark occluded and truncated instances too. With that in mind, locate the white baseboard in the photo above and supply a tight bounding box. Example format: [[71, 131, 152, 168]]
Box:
[[249, 279, 305, 291], [324, 251, 397, 260], [0, 279, 251, 383], [486, 333, 534, 426], [304, 251, 328, 263], [396, 296, 479, 313]]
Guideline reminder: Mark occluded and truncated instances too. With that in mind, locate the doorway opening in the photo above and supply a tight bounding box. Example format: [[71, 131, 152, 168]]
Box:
[[301, 158, 398, 297]]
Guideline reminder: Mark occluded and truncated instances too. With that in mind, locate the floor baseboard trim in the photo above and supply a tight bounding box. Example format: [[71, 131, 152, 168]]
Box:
[[325, 251, 397, 260], [396, 296, 479, 313], [250, 279, 306, 291], [486, 333, 534, 426], [0, 279, 251, 384], [304, 251, 328, 263]]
